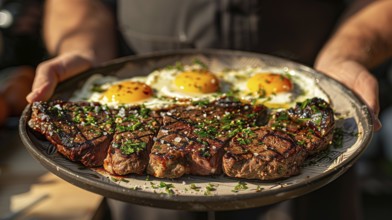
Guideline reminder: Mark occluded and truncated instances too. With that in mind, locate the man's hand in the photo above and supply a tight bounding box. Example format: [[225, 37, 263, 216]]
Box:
[[26, 0, 117, 103], [315, 58, 381, 131], [26, 52, 93, 102], [314, 0, 392, 132]]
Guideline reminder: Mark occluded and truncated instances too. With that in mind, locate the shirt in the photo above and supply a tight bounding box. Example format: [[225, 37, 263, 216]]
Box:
[[117, 0, 346, 65]]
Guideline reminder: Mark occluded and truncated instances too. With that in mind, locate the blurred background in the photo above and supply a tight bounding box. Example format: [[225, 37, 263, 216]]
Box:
[[0, 0, 392, 219]]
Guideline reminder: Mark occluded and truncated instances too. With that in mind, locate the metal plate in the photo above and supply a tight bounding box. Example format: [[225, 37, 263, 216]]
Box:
[[19, 49, 373, 211]]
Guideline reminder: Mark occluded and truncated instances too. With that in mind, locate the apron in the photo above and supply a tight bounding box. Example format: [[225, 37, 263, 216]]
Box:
[[117, 0, 345, 65]]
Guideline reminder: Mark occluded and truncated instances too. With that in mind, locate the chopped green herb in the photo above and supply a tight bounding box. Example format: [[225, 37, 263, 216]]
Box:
[[204, 183, 216, 196], [232, 181, 248, 193], [300, 99, 311, 110], [91, 84, 106, 93], [140, 105, 151, 118], [237, 137, 251, 145], [165, 62, 184, 71], [120, 178, 129, 183], [199, 147, 211, 158], [255, 185, 264, 192], [330, 127, 344, 148], [192, 99, 210, 106], [120, 140, 147, 155], [193, 59, 208, 69], [131, 121, 142, 131], [130, 186, 141, 190], [110, 177, 119, 182], [190, 183, 201, 191]]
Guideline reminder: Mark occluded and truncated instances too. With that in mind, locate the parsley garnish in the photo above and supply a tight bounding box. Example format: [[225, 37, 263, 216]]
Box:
[[232, 181, 248, 193], [120, 140, 146, 155]]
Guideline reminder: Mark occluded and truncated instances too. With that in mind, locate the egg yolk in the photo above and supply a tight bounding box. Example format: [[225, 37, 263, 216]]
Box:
[[174, 70, 219, 93], [101, 81, 153, 104], [247, 73, 293, 96]]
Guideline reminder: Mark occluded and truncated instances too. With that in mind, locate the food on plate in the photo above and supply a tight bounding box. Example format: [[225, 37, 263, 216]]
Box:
[[28, 101, 115, 167], [28, 96, 335, 180], [218, 66, 329, 109], [173, 69, 220, 94], [147, 98, 267, 178], [103, 106, 162, 175], [71, 62, 329, 110], [28, 61, 336, 180], [246, 73, 293, 96], [100, 81, 154, 104], [223, 98, 335, 180]]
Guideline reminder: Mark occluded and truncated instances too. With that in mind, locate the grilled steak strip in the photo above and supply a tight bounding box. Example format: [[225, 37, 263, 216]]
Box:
[[28, 101, 115, 167], [103, 106, 162, 175], [147, 98, 268, 178], [29, 97, 335, 180], [269, 97, 335, 155], [223, 127, 306, 180], [223, 98, 335, 180]]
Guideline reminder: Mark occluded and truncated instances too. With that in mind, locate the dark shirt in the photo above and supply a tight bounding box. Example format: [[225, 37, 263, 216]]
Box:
[[117, 0, 346, 65]]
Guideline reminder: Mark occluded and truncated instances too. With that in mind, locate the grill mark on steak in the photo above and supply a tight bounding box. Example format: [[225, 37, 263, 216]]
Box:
[[261, 132, 298, 158], [223, 98, 334, 180], [161, 113, 225, 145], [103, 106, 162, 175], [29, 97, 334, 180], [223, 127, 306, 180], [29, 101, 115, 167], [269, 98, 335, 156], [147, 99, 268, 178]]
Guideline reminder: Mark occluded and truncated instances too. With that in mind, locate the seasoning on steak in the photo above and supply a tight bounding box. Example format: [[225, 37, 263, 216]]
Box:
[[223, 127, 306, 180], [147, 98, 268, 178], [28, 97, 335, 180], [269, 97, 335, 155], [223, 98, 335, 180], [28, 101, 115, 167], [103, 105, 162, 175]]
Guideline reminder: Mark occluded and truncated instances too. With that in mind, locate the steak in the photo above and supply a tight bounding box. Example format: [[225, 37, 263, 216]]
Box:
[[28, 101, 115, 167], [147, 98, 268, 178], [103, 106, 162, 175], [223, 98, 335, 180], [223, 127, 306, 180], [269, 97, 335, 155], [28, 97, 335, 180]]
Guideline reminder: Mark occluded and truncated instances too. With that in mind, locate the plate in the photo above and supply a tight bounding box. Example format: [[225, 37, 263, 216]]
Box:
[[19, 49, 373, 211]]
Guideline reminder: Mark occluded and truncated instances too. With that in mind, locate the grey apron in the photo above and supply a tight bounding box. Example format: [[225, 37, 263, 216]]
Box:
[[118, 0, 345, 65]]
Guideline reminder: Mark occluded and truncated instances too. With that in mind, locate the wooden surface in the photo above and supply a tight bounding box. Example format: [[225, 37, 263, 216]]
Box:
[[0, 118, 102, 220]]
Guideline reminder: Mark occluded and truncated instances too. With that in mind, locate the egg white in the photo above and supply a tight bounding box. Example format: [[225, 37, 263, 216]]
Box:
[[71, 74, 175, 109], [217, 67, 329, 109], [71, 64, 329, 110], [145, 63, 230, 101]]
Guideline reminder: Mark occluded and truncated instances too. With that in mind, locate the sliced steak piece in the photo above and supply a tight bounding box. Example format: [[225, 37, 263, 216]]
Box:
[[269, 97, 335, 155], [103, 106, 162, 175], [223, 98, 335, 180], [223, 127, 306, 180], [147, 98, 268, 178], [287, 97, 335, 137], [28, 101, 115, 167]]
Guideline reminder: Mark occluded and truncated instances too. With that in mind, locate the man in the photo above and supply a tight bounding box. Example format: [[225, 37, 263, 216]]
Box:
[[26, 0, 392, 219]]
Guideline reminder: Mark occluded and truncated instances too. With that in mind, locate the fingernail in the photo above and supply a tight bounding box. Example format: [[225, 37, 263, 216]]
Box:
[[374, 118, 382, 131], [26, 92, 36, 103]]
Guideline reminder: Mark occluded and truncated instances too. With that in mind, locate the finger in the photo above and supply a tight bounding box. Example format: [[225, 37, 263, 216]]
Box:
[[317, 61, 382, 131], [26, 53, 92, 103], [353, 70, 382, 131]]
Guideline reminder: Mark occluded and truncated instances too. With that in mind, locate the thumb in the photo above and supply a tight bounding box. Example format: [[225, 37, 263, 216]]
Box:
[[27, 53, 92, 103]]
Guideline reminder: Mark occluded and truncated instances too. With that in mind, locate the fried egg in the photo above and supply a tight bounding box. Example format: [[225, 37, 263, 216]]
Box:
[[71, 63, 329, 110], [218, 67, 329, 108], [71, 74, 170, 108], [145, 63, 228, 101]]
